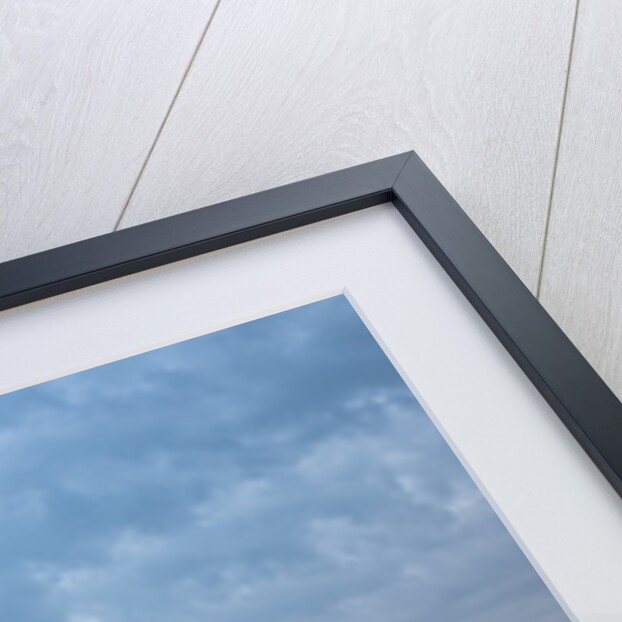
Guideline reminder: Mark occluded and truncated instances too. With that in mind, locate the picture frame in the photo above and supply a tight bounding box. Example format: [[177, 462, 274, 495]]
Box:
[[2, 151, 622, 618], [1, 150, 620, 499]]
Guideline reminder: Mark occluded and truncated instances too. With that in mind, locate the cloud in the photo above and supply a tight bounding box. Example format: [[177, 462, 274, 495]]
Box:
[[0, 296, 567, 621]]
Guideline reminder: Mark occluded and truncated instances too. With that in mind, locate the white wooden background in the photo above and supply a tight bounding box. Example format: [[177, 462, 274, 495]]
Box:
[[1, 0, 620, 400]]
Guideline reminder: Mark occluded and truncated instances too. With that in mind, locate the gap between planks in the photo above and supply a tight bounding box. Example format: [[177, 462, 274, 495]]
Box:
[[535, 0, 581, 299], [113, 0, 225, 231]]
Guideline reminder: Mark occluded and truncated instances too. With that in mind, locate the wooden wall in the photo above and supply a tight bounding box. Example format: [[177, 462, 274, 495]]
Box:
[[2, 0, 620, 398]]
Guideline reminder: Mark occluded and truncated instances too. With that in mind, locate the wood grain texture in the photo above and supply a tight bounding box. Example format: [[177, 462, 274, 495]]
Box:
[[0, 0, 218, 262], [119, 0, 576, 290], [539, 0, 622, 400]]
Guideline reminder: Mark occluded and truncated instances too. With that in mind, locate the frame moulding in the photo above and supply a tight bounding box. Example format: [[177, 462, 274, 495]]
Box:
[[1, 150, 621, 498]]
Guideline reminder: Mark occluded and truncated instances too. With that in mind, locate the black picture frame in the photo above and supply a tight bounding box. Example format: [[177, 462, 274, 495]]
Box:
[[1, 151, 620, 498]]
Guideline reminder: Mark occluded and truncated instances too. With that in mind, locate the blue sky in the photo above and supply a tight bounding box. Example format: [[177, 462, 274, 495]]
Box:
[[0, 296, 567, 621]]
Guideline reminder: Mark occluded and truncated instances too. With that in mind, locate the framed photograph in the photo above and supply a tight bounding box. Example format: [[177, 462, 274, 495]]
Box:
[[1, 152, 620, 621]]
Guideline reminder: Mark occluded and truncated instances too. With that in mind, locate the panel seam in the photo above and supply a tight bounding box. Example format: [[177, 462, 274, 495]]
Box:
[[113, 0, 225, 232], [534, 0, 580, 298]]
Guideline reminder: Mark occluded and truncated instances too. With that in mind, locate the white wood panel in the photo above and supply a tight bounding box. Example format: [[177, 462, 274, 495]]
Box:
[[0, 0, 218, 262], [539, 1, 622, 400], [119, 0, 576, 290]]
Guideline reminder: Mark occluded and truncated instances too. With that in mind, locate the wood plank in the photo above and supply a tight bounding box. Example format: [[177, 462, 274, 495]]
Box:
[[119, 0, 576, 291], [539, 0, 622, 400], [0, 0, 218, 262]]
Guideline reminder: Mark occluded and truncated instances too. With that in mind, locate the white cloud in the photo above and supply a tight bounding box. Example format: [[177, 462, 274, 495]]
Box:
[[0, 296, 566, 621]]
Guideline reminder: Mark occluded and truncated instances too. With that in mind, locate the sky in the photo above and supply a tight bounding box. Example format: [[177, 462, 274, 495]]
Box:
[[0, 295, 567, 622]]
